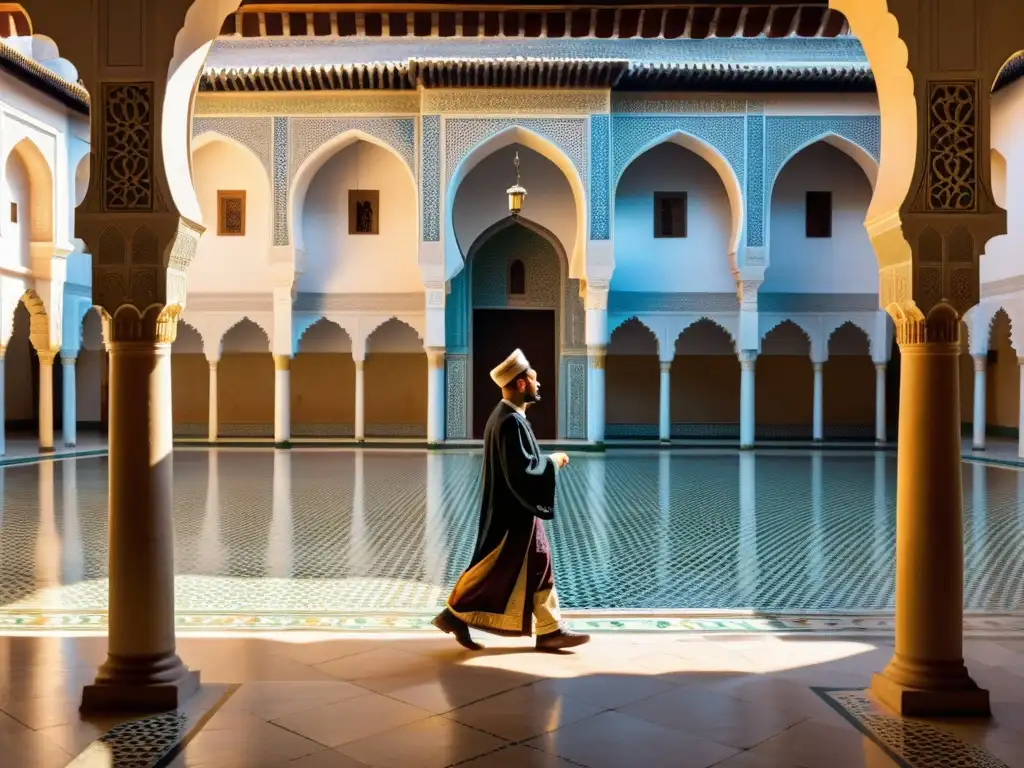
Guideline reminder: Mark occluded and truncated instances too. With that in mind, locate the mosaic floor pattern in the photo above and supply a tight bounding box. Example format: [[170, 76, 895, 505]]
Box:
[[1, 448, 1023, 618]]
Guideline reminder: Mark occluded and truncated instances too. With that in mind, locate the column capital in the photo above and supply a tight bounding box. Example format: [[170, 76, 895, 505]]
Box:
[[273, 355, 291, 372], [812, 361, 824, 373], [891, 303, 962, 351], [208, 359, 218, 371], [61, 354, 77, 367], [659, 361, 672, 373], [426, 347, 445, 369], [37, 349, 58, 365], [738, 350, 757, 370], [354, 359, 365, 370], [588, 345, 606, 370], [972, 353, 988, 371], [875, 362, 888, 373]]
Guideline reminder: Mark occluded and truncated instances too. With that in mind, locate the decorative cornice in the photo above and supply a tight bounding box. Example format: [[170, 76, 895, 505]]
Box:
[[0, 39, 89, 114], [199, 59, 872, 95], [193, 91, 421, 116], [609, 292, 738, 313], [611, 95, 749, 113], [183, 293, 276, 312], [222, 5, 850, 41], [423, 88, 608, 114]]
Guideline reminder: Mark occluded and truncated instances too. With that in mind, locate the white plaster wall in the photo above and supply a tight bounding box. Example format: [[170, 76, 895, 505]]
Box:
[[453, 144, 576, 261], [984, 82, 1024, 284], [3, 150, 31, 270], [300, 141, 420, 294], [365, 318, 423, 354], [612, 143, 734, 293], [189, 140, 274, 293], [764, 142, 876, 294]]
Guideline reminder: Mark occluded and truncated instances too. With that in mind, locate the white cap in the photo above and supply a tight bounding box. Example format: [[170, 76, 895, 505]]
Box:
[[490, 348, 530, 387]]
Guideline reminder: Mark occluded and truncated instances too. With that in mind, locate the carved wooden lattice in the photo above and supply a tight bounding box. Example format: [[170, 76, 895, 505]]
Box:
[[927, 82, 977, 211], [102, 83, 154, 212]]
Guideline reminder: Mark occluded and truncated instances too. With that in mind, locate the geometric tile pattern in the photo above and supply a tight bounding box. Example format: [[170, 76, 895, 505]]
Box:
[[746, 113, 766, 248], [2, 451, 1024, 619], [589, 113, 611, 240], [70, 711, 190, 767], [191, 116, 273, 178], [817, 689, 1010, 768], [273, 116, 289, 245], [764, 115, 881, 192], [421, 114, 441, 242]]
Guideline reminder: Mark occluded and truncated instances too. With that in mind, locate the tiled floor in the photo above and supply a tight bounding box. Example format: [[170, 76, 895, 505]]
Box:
[[3, 448, 1024, 620], [1, 631, 1022, 767]]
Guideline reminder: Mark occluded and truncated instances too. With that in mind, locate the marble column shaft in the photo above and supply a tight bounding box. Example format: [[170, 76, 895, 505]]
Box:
[[274, 355, 291, 448], [62, 355, 77, 448], [972, 354, 987, 450]]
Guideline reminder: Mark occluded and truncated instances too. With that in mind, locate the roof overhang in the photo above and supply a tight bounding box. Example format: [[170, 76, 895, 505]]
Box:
[[222, 3, 848, 40]]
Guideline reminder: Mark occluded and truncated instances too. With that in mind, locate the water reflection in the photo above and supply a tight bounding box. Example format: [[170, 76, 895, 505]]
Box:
[[267, 450, 293, 578], [196, 451, 224, 573], [61, 460, 84, 584], [0, 450, 1021, 614], [738, 452, 757, 606]]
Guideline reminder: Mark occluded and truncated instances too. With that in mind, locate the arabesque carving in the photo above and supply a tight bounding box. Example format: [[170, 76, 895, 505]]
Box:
[[102, 83, 154, 212], [927, 82, 977, 212]]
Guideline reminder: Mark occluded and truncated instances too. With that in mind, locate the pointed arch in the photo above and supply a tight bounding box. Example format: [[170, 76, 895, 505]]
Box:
[[5, 135, 55, 244], [192, 131, 269, 180], [289, 129, 418, 254], [610, 316, 659, 350], [191, 133, 272, 241], [466, 215, 569, 267], [827, 320, 872, 356], [770, 133, 879, 198], [676, 316, 739, 349], [761, 318, 814, 354], [614, 130, 745, 256], [295, 316, 352, 354], [364, 315, 425, 350], [220, 316, 271, 353], [446, 125, 586, 280]]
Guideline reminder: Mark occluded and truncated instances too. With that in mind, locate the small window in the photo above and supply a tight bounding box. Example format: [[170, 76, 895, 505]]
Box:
[[654, 192, 687, 238], [806, 191, 832, 238], [509, 259, 526, 295], [217, 190, 246, 236], [10, 202, 17, 223], [348, 190, 380, 235]]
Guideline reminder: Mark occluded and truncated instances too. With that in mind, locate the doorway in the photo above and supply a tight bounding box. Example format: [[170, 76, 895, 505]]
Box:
[[472, 309, 557, 439]]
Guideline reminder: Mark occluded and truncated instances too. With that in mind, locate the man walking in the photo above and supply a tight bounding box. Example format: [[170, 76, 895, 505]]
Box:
[[432, 349, 590, 652]]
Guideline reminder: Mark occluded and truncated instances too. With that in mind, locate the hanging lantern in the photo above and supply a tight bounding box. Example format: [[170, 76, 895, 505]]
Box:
[[507, 151, 527, 216]]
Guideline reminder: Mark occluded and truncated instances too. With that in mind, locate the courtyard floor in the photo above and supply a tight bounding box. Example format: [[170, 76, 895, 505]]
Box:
[[1, 447, 1022, 766]]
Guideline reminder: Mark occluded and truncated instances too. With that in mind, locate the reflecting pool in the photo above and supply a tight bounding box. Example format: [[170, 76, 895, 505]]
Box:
[[1, 449, 1022, 614]]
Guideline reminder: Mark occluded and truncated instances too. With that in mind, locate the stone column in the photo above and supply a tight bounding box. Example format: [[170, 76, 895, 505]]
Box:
[[587, 345, 606, 443], [812, 361, 824, 442], [207, 359, 218, 443], [739, 352, 756, 449], [61, 354, 77, 447], [37, 350, 56, 453], [658, 360, 671, 443], [426, 347, 445, 444], [972, 354, 987, 450], [875, 363, 888, 444], [353, 356, 366, 442], [81, 305, 200, 712], [274, 355, 291, 449], [871, 308, 989, 717]]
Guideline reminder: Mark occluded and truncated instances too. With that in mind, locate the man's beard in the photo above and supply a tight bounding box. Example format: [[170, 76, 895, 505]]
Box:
[[524, 391, 541, 404]]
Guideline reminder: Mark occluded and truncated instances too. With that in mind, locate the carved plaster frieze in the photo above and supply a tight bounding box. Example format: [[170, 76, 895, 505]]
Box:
[[608, 292, 739, 314], [422, 89, 609, 115], [758, 293, 881, 313], [183, 293, 276, 313], [611, 96, 751, 114], [293, 292, 427, 312], [193, 92, 421, 117]]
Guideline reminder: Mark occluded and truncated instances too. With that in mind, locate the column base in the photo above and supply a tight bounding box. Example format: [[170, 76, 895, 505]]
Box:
[[64, 443, 76, 449], [812, 438, 824, 444], [355, 437, 365, 443], [81, 654, 200, 714], [871, 671, 990, 717], [971, 446, 986, 452], [274, 441, 292, 449], [659, 439, 671, 445], [39, 446, 56, 454], [739, 444, 755, 451]]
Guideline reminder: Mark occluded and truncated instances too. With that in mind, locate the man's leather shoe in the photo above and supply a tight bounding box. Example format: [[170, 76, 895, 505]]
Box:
[[536, 628, 590, 652], [431, 610, 482, 651]]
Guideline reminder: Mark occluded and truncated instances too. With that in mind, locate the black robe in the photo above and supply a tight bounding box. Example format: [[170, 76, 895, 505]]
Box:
[[445, 401, 558, 636]]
